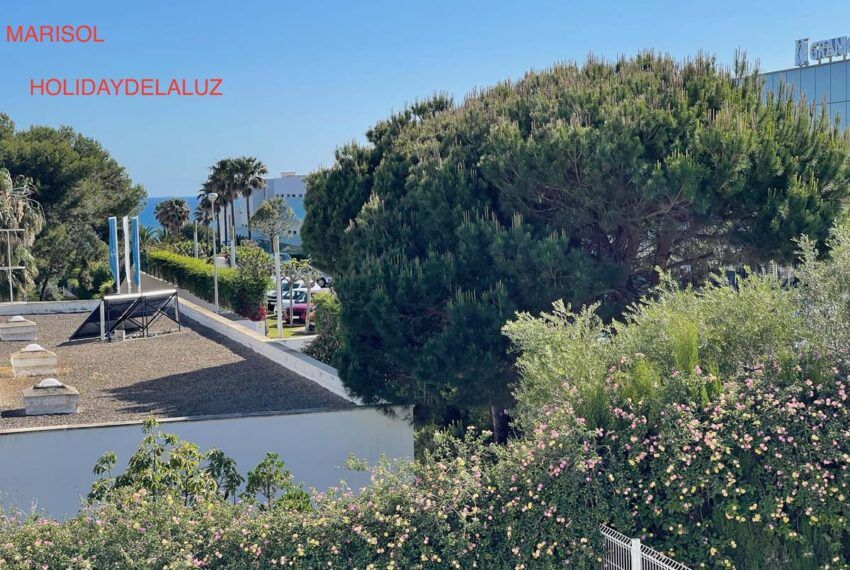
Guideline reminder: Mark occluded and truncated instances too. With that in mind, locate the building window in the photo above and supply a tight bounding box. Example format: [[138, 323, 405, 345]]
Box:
[[831, 62, 848, 103], [815, 64, 831, 104]]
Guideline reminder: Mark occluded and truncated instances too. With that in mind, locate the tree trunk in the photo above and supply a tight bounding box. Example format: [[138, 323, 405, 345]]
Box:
[[289, 269, 295, 326], [491, 405, 510, 444], [305, 279, 312, 331], [230, 202, 237, 245], [38, 275, 49, 301], [274, 236, 283, 339], [221, 205, 228, 245], [245, 194, 252, 241]]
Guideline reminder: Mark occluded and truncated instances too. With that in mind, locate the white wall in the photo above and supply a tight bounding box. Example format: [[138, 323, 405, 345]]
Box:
[[230, 173, 306, 243], [0, 300, 98, 316], [0, 405, 413, 519]]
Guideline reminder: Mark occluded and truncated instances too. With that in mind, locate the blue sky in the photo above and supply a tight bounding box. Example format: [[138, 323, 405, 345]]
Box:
[[1, 0, 849, 197]]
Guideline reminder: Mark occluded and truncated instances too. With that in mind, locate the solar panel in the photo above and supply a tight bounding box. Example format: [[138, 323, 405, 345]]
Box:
[[69, 289, 181, 341], [68, 308, 102, 340]]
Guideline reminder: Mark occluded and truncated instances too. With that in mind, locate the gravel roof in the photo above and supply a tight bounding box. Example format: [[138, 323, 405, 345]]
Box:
[[0, 313, 352, 431]]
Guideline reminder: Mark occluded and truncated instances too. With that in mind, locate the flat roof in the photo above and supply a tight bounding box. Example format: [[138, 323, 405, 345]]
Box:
[[0, 313, 351, 431]]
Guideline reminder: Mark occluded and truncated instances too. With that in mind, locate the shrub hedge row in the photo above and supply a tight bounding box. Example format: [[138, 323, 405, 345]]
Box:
[[147, 249, 238, 309]]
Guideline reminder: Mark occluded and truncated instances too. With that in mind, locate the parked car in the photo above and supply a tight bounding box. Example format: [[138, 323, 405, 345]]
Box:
[[282, 298, 314, 323], [267, 288, 308, 312], [267, 279, 332, 310]]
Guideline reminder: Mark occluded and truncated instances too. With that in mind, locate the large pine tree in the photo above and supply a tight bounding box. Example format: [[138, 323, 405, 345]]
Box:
[[302, 54, 850, 438]]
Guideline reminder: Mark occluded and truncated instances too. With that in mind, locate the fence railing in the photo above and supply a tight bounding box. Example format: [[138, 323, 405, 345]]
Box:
[[600, 525, 691, 570]]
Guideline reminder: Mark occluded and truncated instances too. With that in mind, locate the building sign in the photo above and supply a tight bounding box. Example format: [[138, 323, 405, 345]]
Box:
[[795, 35, 849, 66]]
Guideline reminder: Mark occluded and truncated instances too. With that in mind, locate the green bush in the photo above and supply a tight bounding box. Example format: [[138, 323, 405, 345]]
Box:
[[303, 291, 341, 365], [147, 248, 238, 308], [148, 247, 271, 319], [505, 272, 803, 431], [230, 245, 273, 321]]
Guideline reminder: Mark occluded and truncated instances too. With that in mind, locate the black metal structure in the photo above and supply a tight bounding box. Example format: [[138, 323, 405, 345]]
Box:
[[69, 289, 181, 341]]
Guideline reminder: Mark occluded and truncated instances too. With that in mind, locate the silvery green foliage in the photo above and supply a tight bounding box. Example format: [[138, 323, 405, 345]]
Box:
[[795, 223, 850, 352], [506, 271, 803, 430]]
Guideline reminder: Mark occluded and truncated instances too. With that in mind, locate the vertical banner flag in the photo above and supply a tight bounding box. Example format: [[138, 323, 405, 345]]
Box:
[[122, 216, 132, 294], [131, 216, 141, 291], [108, 216, 120, 288]]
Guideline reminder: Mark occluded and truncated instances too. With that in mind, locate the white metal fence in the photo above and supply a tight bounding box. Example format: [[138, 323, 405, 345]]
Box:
[[600, 525, 691, 570]]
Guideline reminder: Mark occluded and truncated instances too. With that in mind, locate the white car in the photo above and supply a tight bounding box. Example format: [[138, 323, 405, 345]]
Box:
[[267, 287, 308, 311]]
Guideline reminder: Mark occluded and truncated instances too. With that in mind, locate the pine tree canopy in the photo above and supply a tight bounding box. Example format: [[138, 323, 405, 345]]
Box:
[[302, 53, 850, 422]]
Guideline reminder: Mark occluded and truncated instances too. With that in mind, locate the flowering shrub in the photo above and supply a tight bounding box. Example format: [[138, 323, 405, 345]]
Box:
[[6, 240, 850, 567], [2, 353, 850, 567]]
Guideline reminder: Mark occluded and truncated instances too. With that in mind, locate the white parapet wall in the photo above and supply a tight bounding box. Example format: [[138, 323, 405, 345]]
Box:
[[177, 298, 360, 404], [0, 405, 413, 519], [0, 300, 99, 316]]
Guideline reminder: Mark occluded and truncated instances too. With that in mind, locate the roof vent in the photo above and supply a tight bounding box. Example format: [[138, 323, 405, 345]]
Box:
[[35, 378, 64, 389]]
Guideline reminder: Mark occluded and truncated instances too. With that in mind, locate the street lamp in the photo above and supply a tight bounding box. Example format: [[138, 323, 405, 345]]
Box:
[[207, 192, 220, 313]]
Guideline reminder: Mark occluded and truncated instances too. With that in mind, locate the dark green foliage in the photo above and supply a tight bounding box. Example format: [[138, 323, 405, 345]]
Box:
[[64, 260, 114, 299], [206, 449, 244, 503], [32, 223, 107, 301], [302, 54, 850, 427], [154, 198, 190, 235], [147, 249, 238, 307], [303, 292, 341, 365], [231, 244, 273, 320], [0, 114, 146, 298]]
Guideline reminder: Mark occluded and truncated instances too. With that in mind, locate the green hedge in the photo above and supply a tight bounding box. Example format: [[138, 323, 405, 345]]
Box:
[[303, 291, 341, 365], [147, 249, 238, 309]]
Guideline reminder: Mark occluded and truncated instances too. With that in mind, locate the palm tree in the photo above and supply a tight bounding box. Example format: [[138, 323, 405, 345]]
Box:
[[0, 169, 44, 300], [233, 156, 268, 241], [197, 180, 222, 247], [207, 159, 238, 244], [154, 198, 190, 236], [137, 225, 160, 251], [194, 198, 213, 226]]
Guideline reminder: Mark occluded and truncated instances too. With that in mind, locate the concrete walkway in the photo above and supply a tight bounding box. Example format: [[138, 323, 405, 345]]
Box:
[[140, 272, 237, 319], [140, 271, 317, 352]]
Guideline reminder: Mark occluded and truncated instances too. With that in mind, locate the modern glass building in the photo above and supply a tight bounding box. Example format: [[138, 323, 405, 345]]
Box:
[[760, 59, 849, 129]]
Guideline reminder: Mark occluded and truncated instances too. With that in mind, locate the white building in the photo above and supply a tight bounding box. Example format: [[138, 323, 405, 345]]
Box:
[[760, 35, 850, 129], [229, 171, 307, 246]]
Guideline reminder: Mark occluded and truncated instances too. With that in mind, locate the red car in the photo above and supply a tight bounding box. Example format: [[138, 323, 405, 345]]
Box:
[[282, 299, 315, 323]]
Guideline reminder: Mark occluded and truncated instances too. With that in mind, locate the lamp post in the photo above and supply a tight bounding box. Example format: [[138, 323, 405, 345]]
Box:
[[207, 193, 220, 313], [273, 232, 283, 339]]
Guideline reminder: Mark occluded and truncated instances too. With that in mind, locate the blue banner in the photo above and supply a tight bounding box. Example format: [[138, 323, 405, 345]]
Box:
[[130, 216, 141, 289], [108, 216, 120, 287]]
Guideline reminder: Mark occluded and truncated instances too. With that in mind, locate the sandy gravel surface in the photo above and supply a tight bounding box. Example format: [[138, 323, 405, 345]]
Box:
[[0, 313, 351, 431]]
